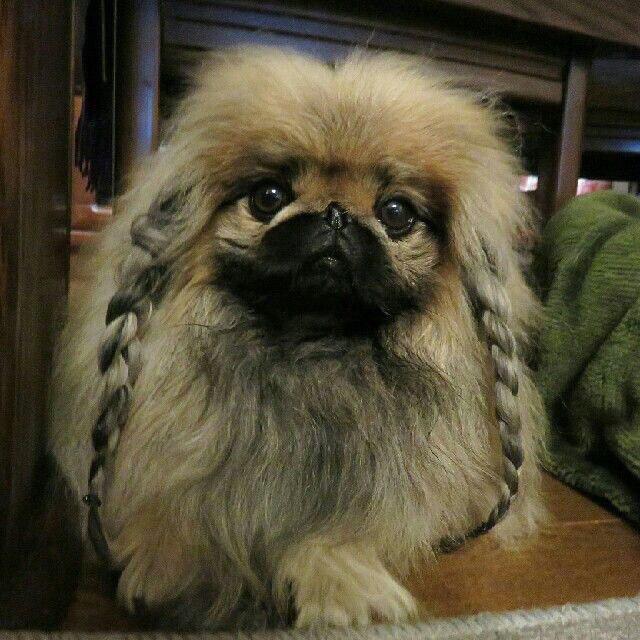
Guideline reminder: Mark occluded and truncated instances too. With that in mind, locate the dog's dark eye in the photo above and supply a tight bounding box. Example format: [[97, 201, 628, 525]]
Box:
[[376, 198, 416, 238], [249, 181, 291, 221]]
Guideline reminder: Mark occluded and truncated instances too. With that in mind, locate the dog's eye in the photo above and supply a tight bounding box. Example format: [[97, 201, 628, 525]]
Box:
[[249, 181, 291, 221], [376, 198, 416, 238]]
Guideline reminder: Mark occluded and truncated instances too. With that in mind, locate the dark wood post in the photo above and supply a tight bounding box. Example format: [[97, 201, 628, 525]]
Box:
[[114, 0, 161, 195], [536, 58, 591, 218], [554, 58, 590, 211]]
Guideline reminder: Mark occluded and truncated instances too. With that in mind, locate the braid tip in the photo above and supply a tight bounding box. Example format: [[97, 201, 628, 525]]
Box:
[[82, 493, 102, 507]]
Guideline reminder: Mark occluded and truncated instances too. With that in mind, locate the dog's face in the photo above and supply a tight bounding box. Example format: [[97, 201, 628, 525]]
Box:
[[164, 48, 522, 338], [213, 153, 449, 333]]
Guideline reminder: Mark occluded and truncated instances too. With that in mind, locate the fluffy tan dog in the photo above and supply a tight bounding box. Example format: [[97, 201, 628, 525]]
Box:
[[50, 47, 545, 630]]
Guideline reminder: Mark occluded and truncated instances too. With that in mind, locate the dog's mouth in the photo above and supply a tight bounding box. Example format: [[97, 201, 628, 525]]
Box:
[[300, 246, 350, 279], [214, 213, 421, 335], [308, 253, 343, 271]]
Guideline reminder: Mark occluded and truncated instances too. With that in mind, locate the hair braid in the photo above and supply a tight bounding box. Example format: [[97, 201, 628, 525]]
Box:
[[467, 244, 523, 533], [438, 245, 523, 555], [83, 202, 173, 565]]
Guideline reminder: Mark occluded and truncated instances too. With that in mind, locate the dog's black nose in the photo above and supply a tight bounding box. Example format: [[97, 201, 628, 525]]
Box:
[[323, 202, 350, 230]]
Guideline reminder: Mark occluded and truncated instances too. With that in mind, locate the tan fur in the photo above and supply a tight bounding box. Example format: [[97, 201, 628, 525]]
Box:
[[50, 47, 546, 630]]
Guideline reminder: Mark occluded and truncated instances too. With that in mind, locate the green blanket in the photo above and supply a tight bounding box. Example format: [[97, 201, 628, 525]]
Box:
[[536, 191, 640, 525]]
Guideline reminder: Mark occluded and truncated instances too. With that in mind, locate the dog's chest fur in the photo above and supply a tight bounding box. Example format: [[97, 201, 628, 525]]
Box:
[[169, 310, 441, 539]]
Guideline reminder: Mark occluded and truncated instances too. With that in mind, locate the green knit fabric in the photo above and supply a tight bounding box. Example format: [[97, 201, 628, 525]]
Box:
[[535, 191, 640, 525]]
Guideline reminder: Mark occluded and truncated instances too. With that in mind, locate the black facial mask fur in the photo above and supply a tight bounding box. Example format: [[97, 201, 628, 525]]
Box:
[[215, 211, 422, 336]]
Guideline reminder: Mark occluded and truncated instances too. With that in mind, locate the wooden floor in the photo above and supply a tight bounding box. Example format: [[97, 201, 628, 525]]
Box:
[[410, 474, 640, 617], [63, 474, 640, 630]]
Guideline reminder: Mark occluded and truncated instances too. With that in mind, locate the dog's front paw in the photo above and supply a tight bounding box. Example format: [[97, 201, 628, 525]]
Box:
[[278, 540, 418, 628], [116, 543, 174, 614], [295, 573, 417, 628], [111, 517, 195, 616]]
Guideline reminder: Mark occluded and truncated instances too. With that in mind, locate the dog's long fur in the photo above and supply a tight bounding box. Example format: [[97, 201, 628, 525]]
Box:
[[50, 48, 546, 630]]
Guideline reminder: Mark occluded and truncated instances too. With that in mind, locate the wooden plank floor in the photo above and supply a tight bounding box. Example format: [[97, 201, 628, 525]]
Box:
[[63, 473, 640, 630], [410, 474, 640, 616]]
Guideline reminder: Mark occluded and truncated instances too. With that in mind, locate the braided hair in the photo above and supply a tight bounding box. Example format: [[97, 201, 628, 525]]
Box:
[[436, 241, 524, 554], [466, 244, 523, 533], [82, 200, 174, 565]]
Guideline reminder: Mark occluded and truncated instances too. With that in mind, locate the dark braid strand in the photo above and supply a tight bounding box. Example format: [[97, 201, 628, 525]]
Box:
[[83, 201, 173, 566]]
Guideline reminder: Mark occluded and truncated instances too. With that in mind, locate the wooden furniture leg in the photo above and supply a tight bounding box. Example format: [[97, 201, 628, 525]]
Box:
[[114, 0, 161, 194], [536, 58, 591, 218]]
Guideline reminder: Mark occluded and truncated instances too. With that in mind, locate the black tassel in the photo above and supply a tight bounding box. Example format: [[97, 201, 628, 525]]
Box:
[[75, 0, 115, 205]]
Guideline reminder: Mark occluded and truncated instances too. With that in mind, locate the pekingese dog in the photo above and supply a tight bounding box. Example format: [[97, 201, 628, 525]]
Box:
[[50, 47, 545, 630]]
